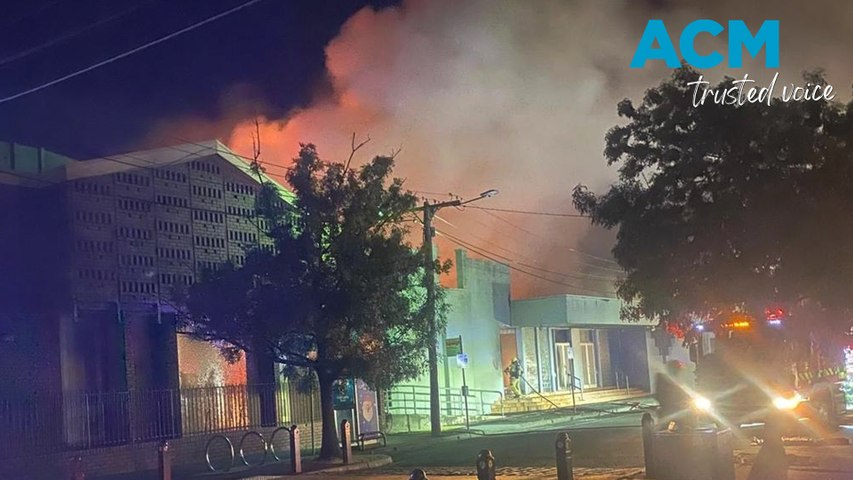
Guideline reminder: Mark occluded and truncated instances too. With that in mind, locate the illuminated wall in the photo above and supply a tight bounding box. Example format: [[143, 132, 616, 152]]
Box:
[[176, 335, 247, 388]]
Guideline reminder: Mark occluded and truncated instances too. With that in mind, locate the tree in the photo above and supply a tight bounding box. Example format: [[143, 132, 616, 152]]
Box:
[[182, 144, 440, 459], [573, 67, 853, 337]]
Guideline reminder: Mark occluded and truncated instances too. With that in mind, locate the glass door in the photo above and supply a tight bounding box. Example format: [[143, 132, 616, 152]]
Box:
[[555, 343, 575, 391], [580, 342, 598, 387]]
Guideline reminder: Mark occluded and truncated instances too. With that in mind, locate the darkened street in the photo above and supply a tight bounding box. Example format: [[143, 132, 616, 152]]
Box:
[[1, 1, 853, 479]]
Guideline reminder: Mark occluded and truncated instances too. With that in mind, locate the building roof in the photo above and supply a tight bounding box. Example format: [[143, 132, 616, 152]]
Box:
[[65, 140, 296, 205], [511, 294, 655, 327], [0, 141, 76, 188]]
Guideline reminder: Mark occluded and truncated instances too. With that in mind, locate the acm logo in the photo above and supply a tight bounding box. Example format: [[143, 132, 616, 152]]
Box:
[[631, 20, 780, 69]]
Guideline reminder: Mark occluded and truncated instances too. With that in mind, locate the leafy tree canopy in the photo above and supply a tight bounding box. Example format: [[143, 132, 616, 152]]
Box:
[[573, 67, 853, 338], [182, 144, 440, 458]]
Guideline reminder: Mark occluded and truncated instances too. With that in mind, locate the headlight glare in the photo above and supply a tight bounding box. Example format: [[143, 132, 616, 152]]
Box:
[[772, 393, 803, 410], [693, 396, 712, 412]]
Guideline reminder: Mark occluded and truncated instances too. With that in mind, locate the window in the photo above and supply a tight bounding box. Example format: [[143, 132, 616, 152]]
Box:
[[158, 220, 190, 234], [192, 210, 224, 223], [117, 198, 152, 212], [157, 248, 190, 260], [121, 281, 156, 294], [118, 227, 151, 240], [120, 254, 154, 266], [77, 269, 115, 281], [156, 195, 189, 208], [190, 161, 220, 175], [74, 210, 113, 225], [73, 181, 111, 195], [115, 172, 151, 186], [155, 170, 187, 182], [76, 240, 115, 253]]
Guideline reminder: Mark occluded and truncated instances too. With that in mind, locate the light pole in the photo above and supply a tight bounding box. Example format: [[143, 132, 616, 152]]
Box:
[[419, 189, 498, 436]]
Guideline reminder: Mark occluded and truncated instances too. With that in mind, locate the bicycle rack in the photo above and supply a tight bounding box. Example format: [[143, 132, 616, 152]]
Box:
[[205, 428, 299, 471], [204, 434, 235, 472], [238, 431, 268, 467], [269, 426, 293, 462]]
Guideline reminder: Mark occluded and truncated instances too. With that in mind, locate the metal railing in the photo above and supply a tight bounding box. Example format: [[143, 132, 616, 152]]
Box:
[[570, 375, 585, 400], [615, 370, 631, 391], [385, 385, 504, 421], [0, 381, 322, 459]]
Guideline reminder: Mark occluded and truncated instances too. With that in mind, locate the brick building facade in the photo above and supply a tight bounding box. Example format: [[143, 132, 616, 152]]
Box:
[[0, 141, 301, 471]]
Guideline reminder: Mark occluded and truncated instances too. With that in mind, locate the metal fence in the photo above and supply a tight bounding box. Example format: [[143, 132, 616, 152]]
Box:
[[385, 384, 504, 420], [0, 381, 321, 459]]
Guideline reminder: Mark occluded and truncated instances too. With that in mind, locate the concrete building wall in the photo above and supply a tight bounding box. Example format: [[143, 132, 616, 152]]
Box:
[[440, 250, 510, 395], [398, 250, 510, 396]]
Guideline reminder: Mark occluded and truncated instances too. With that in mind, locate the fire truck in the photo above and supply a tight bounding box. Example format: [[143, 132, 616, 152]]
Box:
[[692, 309, 847, 434]]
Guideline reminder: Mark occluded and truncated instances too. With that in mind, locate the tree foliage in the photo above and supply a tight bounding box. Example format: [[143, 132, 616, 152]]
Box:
[[182, 144, 441, 458], [573, 67, 853, 337]]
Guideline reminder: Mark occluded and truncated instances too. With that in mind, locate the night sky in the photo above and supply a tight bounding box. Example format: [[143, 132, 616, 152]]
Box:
[[0, 0, 398, 159], [2, 0, 851, 298]]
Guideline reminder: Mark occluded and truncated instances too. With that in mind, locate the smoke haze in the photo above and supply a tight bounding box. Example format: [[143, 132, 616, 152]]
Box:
[[164, 0, 852, 298]]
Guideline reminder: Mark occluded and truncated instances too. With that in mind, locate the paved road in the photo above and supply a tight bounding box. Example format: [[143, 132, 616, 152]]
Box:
[[368, 410, 648, 474], [97, 405, 853, 479]]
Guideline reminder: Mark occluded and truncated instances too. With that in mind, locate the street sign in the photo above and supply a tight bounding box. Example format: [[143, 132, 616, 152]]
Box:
[[456, 353, 469, 369], [333, 378, 355, 410], [566, 347, 574, 360], [445, 337, 462, 357]]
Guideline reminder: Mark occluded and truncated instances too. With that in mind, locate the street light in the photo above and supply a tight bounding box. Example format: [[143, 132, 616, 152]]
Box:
[[417, 189, 498, 436]]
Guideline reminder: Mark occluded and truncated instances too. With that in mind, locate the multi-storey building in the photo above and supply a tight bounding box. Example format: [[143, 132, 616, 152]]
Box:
[[0, 140, 294, 448]]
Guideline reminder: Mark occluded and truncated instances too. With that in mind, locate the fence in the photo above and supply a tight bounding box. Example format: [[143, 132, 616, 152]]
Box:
[[385, 384, 504, 423], [0, 381, 321, 459]]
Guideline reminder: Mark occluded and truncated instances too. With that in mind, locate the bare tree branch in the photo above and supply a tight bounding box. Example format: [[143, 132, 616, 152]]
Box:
[[343, 132, 371, 177]]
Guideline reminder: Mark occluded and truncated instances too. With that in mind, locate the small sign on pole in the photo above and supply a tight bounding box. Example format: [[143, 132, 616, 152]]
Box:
[[445, 337, 462, 357], [456, 353, 469, 369]]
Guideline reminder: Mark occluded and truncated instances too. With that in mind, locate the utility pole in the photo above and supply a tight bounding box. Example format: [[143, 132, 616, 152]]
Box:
[[419, 189, 498, 436], [422, 202, 441, 436]]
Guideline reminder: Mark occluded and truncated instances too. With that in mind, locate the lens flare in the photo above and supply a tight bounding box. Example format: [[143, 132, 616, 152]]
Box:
[[693, 396, 712, 411], [772, 393, 803, 410]]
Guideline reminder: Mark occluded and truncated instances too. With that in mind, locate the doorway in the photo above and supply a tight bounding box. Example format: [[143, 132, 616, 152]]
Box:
[[552, 329, 575, 391], [578, 329, 598, 388], [499, 329, 519, 391]]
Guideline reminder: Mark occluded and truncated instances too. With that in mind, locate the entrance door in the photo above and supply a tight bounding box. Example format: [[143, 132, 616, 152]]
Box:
[[555, 343, 575, 391], [580, 342, 598, 387], [552, 329, 572, 391]]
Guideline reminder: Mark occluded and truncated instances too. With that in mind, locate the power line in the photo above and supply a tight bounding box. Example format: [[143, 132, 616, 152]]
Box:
[[0, 2, 148, 68], [435, 228, 614, 296], [416, 190, 622, 270], [474, 207, 623, 270], [432, 212, 619, 282], [0, 0, 267, 104], [414, 213, 615, 294], [468, 205, 588, 218], [168, 136, 293, 173]]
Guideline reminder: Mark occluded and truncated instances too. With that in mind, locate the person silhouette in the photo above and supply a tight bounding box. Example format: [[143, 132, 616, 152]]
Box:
[[505, 358, 522, 398]]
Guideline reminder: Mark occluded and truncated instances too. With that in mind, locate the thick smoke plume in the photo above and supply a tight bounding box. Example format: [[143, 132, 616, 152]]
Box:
[[212, 0, 852, 299]]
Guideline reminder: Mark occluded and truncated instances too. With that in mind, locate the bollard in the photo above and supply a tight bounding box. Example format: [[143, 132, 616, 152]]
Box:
[[641, 412, 656, 479], [340, 419, 352, 465], [158, 442, 172, 480], [476, 449, 496, 480], [748, 414, 788, 480], [290, 425, 302, 474], [409, 468, 429, 480], [70, 456, 85, 480], [555, 432, 573, 480]]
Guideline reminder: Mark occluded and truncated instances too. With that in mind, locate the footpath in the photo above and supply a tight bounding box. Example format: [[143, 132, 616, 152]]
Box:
[[234, 443, 853, 480], [88, 403, 853, 480]]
